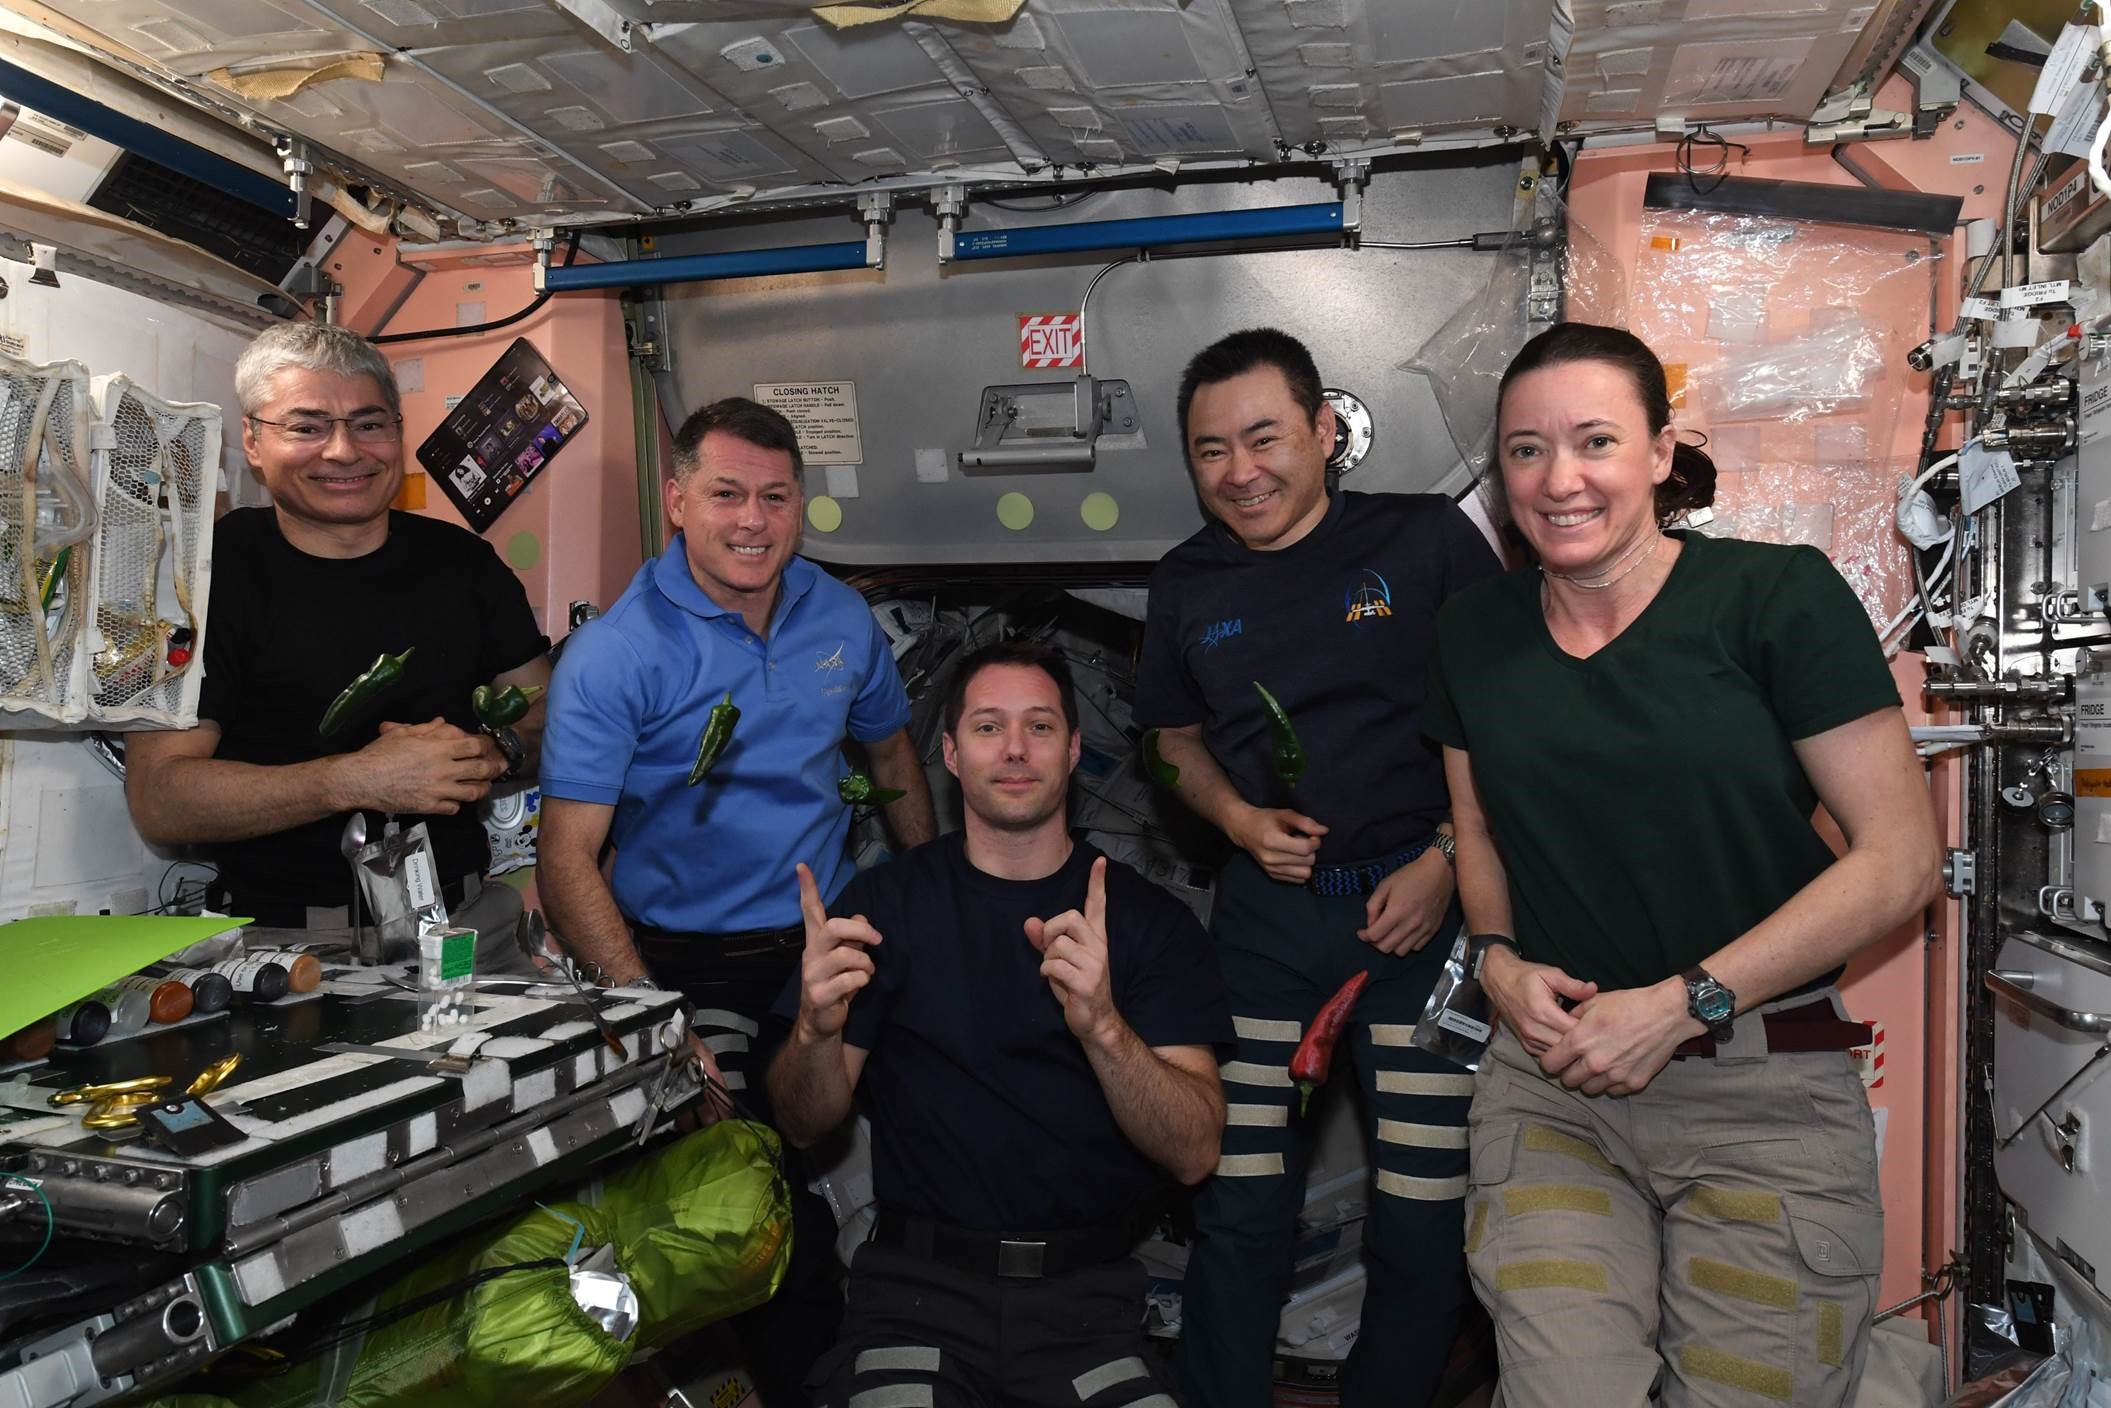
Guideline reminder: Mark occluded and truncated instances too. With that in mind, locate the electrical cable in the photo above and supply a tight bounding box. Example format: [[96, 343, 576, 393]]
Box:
[[1994, 1041, 2111, 1148], [1076, 254, 1140, 379], [985, 188, 1099, 213], [370, 235, 580, 345], [1675, 125, 1749, 196], [0, 1175, 53, 1283]]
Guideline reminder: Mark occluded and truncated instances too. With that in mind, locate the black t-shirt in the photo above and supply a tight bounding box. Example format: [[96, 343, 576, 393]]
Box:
[[770, 833, 1234, 1231], [1135, 490, 1499, 864], [196, 509, 549, 909]]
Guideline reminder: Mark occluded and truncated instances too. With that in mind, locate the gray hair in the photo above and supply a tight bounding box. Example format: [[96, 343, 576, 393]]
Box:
[[234, 322, 400, 419]]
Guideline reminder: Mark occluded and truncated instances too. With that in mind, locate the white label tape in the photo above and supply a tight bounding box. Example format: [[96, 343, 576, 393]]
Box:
[[2001, 280, 2073, 309], [1960, 297, 2000, 322]]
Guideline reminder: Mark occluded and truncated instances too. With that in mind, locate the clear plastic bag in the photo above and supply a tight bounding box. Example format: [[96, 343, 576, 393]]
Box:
[[1411, 930, 1492, 1071], [1397, 189, 1628, 479]]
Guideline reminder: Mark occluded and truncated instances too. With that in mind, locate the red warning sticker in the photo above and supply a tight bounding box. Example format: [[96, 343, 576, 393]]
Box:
[[1849, 1019, 1885, 1090], [1019, 313, 1083, 369]]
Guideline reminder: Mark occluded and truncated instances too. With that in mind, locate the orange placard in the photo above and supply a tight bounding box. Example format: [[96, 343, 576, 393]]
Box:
[[393, 471, 427, 510], [2074, 768, 2111, 797]]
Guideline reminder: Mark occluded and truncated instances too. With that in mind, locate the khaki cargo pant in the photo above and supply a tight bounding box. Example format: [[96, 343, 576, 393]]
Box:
[[1465, 995, 1884, 1407]]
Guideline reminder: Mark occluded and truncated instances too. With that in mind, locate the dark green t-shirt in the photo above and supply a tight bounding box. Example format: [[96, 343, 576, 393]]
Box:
[[1423, 532, 1900, 992]]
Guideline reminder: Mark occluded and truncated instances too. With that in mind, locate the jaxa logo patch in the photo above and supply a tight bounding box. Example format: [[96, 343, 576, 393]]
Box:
[[1345, 569, 1393, 623], [1201, 618, 1243, 649]]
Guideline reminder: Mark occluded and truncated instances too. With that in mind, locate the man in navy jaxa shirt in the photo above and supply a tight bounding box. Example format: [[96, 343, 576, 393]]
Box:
[[769, 640, 1233, 1408], [1138, 329, 1500, 1408]]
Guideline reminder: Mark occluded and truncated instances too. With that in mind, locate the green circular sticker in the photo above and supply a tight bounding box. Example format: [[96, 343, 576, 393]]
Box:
[[503, 530, 541, 570], [808, 496, 844, 533], [996, 492, 1035, 531], [1080, 492, 1120, 532]]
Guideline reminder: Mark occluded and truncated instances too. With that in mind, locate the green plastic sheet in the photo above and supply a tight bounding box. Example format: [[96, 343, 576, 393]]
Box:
[[0, 915, 249, 1037], [144, 1120, 791, 1408]]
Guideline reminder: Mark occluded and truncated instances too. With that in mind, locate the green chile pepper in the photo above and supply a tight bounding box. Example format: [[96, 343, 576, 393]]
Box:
[[1140, 728, 1180, 789], [1253, 680, 1307, 789], [319, 647, 415, 736], [687, 692, 740, 786], [471, 682, 543, 729], [838, 771, 906, 806]]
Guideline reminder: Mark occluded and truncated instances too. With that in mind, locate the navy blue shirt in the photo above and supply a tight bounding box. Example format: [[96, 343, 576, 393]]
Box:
[[540, 542, 911, 931], [1135, 491, 1499, 866], [772, 833, 1234, 1231]]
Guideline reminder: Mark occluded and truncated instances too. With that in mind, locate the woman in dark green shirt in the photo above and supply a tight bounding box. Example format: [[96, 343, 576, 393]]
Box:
[[1424, 323, 1940, 1407]]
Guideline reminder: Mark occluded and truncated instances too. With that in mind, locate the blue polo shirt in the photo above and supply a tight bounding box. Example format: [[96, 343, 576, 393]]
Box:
[[540, 539, 912, 932]]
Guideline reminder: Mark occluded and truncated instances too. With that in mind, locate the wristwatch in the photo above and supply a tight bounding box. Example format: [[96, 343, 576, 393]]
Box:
[[1681, 965, 1737, 1038], [1467, 933, 1517, 981], [1430, 829, 1456, 867], [487, 725, 526, 783]]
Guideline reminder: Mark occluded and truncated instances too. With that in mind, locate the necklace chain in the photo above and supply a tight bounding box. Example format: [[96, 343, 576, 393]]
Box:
[[1543, 530, 1661, 592]]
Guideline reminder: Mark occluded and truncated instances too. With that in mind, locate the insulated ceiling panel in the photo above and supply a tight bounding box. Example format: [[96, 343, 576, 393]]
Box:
[[1559, 0, 1870, 125], [939, 0, 1280, 167], [245, 53, 643, 219], [1228, 0, 1554, 148], [30, 0, 1908, 230], [408, 34, 838, 203], [645, 19, 1003, 182]]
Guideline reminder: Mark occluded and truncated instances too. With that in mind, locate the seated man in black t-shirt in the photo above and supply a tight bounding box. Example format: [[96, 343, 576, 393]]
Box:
[[125, 323, 549, 963], [769, 639, 1233, 1408]]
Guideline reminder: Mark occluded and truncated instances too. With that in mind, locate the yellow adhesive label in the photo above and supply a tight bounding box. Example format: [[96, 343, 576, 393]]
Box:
[[2074, 768, 2111, 796]]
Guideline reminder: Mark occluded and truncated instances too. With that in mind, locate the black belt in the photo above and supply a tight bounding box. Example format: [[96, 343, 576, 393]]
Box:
[[631, 922, 803, 960], [869, 1206, 1140, 1280], [221, 875, 474, 930], [1670, 999, 1872, 1059]]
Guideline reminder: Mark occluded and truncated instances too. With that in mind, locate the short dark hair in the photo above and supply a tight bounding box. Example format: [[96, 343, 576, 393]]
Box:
[[943, 639, 1080, 736], [671, 397, 804, 483], [1176, 327, 1325, 449], [1496, 322, 1716, 526]]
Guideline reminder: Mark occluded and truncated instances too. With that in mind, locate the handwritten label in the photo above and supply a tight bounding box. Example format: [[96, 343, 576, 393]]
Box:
[[1960, 439, 2021, 515], [2030, 21, 2100, 116], [1960, 296, 2001, 322]]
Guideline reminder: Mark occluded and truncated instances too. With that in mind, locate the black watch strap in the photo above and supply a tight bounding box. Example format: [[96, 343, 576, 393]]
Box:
[[1468, 933, 1517, 981]]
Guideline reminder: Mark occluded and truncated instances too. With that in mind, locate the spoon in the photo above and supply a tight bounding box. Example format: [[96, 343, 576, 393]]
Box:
[[340, 812, 368, 961]]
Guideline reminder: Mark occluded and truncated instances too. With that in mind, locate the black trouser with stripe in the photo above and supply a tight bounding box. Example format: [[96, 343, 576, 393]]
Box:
[[638, 926, 844, 1408], [812, 1242, 1182, 1408], [1174, 856, 1471, 1408]]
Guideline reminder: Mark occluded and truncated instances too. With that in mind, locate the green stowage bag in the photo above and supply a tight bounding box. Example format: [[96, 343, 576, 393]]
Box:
[[145, 1120, 791, 1408]]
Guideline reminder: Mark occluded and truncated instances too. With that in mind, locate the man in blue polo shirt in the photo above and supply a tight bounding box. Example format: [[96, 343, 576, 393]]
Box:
[[539, 395, 935, 1407]]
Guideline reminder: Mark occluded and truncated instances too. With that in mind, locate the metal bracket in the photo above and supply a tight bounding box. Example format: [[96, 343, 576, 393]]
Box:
[[859, 191, 893, 270], [960, 377, 1135, 471], [932, 186, 967, 265], [277, 138, 314, 231], [1331, 158, 1370, 233], [1945, 848, 1978, 896], [1806, 82, 1911, 145]]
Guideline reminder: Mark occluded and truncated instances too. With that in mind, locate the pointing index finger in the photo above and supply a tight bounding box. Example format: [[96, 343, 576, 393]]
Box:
[[1085, 856, 1108, 935], [795, 862, 828, 937]]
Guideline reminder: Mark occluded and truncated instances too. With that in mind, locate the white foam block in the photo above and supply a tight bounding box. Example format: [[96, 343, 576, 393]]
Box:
[[340, 1199, 405, 1257], [511, 1068, 558, 1113], [329, 1131, 389, 1186]]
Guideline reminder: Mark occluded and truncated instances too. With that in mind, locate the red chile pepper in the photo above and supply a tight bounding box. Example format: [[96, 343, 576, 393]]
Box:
[[1289, 970, 1369, 1116]]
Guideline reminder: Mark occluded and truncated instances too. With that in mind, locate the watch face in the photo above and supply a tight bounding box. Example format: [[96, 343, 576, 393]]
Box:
[[1696, 986, 1734, 1024]]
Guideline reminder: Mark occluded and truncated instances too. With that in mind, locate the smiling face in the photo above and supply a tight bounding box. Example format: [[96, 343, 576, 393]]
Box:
[[943, 662, 1080, 833], [1496, 360, 1675, 578], [663, 429, 803, 618], [1184, 366, 1336, 552], [241, 369, 404, 545]]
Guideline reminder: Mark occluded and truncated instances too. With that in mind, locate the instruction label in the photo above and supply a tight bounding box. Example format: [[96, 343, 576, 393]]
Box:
[[2030, 22, 2100, 116], [2001, 280, 2073, 309], [2048, 81, 2106, 161], [2081, 374, 2111, 447], [1959, 439, 2021, 515], [753, 381, 862, 466]]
